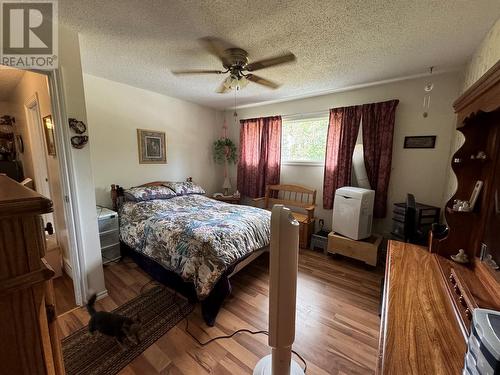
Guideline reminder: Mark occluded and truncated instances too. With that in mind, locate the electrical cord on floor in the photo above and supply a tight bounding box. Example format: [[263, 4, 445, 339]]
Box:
[[139, 279, 160, 294], [183, 311, 308, 373]]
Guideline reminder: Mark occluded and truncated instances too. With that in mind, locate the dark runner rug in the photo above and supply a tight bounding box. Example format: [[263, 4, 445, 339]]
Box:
[[62, 286, 194, 375]]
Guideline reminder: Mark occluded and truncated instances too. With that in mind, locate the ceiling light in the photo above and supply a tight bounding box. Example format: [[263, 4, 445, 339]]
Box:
[[223, 75, 248, 91]]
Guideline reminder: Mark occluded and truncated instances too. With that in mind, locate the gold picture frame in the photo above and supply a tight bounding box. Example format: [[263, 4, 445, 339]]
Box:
[[137, 129, 167, 164], [42, 115, 56, 156]]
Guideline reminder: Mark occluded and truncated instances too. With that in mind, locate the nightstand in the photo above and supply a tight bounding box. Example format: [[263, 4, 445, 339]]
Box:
[[97, 206, 120, 264], [213, 195, 241, 204]]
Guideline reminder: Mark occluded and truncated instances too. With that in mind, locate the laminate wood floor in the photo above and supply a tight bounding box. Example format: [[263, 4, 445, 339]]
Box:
[[56, 250, 383, 375], [54, 272, 77, 315]]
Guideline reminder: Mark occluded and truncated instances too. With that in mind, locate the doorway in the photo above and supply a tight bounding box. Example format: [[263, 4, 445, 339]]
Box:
[[0, 66, 81, 314], [25, 94, 54, 227]]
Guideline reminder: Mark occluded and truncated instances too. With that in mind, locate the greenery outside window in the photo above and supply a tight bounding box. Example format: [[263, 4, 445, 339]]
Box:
[[281, 112, 329, 165]]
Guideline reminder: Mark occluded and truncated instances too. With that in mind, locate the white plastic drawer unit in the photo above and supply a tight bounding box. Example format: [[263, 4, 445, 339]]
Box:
[[98, 215, 118, 233], [99, 229, 119, 248], [97, 206, 120, 264], [102, 243, 121, 263]]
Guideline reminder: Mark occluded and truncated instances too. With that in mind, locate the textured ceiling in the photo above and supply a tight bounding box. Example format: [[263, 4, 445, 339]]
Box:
[[60, 0, 500, 109], [0, 68, 25, 101]]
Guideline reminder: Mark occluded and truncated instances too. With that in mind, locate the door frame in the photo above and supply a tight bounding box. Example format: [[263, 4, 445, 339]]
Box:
[[38, 68, 86, 306], [24, 93, 55, 226]]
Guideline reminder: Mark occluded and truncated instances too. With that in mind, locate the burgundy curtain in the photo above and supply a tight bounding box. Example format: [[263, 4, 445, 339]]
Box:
[[323, 106, 362, 209], [362, 99, 399, 218], [237, 116, 282, 198]]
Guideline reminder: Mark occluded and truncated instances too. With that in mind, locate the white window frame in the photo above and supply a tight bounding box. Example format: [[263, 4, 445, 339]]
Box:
[[281, 111, 329, 167]]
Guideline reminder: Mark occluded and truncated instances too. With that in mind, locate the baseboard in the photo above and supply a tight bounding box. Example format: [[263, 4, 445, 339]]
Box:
[[96, 289, 108, 301], [63, 257, 73, 279]]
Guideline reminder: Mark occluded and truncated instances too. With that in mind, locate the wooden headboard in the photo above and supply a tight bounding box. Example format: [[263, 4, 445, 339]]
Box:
[[111, 177, 193, 211]]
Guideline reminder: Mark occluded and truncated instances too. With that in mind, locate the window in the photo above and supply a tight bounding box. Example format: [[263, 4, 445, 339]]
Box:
[[281, 112, 329, 165]]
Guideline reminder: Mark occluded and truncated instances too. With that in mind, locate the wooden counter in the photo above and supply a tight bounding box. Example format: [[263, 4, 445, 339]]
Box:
[[377, 241, 466, 374]]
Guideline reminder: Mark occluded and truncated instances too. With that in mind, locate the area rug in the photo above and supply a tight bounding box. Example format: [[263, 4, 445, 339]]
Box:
[[62, 286, 194, 375]]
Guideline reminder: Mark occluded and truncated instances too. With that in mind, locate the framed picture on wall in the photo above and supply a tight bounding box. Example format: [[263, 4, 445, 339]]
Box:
[[42, 115, 56, 156], [404, 135, 436, 149], [137, 129, 167, 164]]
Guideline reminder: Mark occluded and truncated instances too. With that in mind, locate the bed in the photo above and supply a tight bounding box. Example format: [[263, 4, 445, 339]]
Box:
[[111, 181, 270, 326]]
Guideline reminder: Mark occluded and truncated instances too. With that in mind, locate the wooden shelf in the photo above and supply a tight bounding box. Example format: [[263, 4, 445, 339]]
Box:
[[445, 207, 477, 215]]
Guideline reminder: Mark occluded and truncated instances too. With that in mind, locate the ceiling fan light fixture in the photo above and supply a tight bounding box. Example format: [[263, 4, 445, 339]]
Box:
[[223, 75, 248, 91]]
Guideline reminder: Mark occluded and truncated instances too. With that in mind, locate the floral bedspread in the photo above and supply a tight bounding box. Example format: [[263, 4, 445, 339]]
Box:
[[119, 195, 270, 299]]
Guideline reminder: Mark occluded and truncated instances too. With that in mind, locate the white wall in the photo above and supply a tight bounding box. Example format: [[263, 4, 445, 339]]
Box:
[[83, 74, 221, 207], [225, 72, 461, 234], [462, 17, 500, 92], [59, 24, 105, 296]]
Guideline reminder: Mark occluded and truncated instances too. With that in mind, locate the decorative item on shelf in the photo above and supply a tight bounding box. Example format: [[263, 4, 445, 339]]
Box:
[[137, 128, 167, 164], [451, 249, 469, 264], [484, 254, 499, 270], [213, 119, 237, 195], [42, 115, 56, 156], [422, 66, 434, 118], [71, 135, 88, 149], [68, 118, 87, 134], [233, 190, 240, 199], [453, 199, 470, 212], [404, 135, 436, 149], [468, 180, 483, 211], [470, 150, 487, 160]]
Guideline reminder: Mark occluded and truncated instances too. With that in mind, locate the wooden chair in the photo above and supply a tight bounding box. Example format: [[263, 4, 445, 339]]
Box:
[[254, 184, 316, 248]]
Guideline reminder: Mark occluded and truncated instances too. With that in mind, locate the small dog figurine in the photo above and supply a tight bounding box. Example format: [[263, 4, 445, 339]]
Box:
[[86, 294, 141, 348]]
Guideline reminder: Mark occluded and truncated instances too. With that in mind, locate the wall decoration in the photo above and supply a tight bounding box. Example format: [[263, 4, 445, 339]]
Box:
[[69, 118, 87, 134], [71, 135, 89, 149], [422, 66, 434, 118], [42, 115, 56, 156], [404, 135, 436, 149], [137, 129, 167, 164]]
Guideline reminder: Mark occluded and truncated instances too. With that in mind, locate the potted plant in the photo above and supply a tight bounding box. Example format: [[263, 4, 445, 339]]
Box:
[[213, 135, 237, 196]]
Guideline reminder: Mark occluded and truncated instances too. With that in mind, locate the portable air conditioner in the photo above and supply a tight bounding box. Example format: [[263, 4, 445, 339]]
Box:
[[254, 205, 304, 375], [332, 187, 375, 240]]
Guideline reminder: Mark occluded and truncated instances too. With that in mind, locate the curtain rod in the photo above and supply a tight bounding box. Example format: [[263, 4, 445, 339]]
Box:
[[237, 109, 329, 122]]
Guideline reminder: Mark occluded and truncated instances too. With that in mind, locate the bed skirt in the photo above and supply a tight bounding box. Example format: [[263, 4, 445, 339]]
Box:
[[120, 242, 261, 326]]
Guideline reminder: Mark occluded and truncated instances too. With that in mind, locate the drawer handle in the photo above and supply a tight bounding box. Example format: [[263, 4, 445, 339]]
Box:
[[459, 295, 467, 307], [465, 308, 472, 320], [449, 274, 455, 284]]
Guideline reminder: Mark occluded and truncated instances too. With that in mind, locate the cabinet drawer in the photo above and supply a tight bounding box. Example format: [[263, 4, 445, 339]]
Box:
[[102, 243, 121, 264], [99, 230, 119, 248], [98, 215, 118, 232]]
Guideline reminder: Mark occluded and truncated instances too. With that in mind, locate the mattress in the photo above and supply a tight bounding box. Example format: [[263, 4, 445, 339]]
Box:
[[119, 194, 270, 299]]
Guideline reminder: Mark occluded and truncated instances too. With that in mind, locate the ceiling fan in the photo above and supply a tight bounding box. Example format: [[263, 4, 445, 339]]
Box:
[[171, 37, 296, 94]]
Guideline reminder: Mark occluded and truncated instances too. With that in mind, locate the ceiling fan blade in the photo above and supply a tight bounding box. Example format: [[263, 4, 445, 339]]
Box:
[[199, 37, 233, 66], [245, 52, 296, 72], [216, 78, 231, 94], [172, 69, 224, 75], [246, 74, 280, 89]]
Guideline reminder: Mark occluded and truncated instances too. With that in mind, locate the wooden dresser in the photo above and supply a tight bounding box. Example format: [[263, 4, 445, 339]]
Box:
[[0, 175, 64, 375], [378, 61, 500, 374], [378, 241, 467, 374]]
